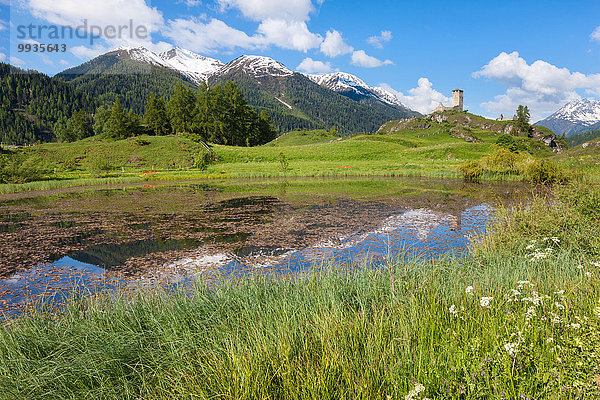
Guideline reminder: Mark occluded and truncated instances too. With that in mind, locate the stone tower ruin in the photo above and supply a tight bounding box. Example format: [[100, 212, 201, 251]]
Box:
[[431, 89, 464, 114], [452, 89, 463, 111]]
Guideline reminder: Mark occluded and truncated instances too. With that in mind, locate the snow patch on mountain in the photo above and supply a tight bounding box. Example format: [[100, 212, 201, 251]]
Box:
[[304, 71, 407, 108], [536, 99, 600, 136], [114, 47, 172, 68], [159, 48, 223, 84], [220, 55, 293, 78], [547, 99, 600, 125], [112, 46, 222, 83]]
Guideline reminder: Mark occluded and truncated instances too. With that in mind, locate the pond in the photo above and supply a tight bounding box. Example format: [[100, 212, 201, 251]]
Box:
[[0, 177, 533, 315]]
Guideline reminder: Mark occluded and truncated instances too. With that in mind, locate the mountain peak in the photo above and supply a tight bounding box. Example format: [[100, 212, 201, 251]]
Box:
[[158, 47, 223, 84], [549, 98, 600, 125], [536, 98, 600, 136], [304, 71, 407, 109], [221, 55, 294, 78], [109, 46, 171, 68]]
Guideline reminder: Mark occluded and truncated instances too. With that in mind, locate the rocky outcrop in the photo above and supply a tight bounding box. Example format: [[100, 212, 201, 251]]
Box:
[[582, 141, 600, 150], [377, 110, 568, 152]]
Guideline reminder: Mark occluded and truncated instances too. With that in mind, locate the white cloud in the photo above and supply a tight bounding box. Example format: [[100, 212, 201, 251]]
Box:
[[22, 38, 41, 45], [320, 29, 353, 58], [367, 30, 392, 48], [180, 0, 202, 6], [218, 0, 320, 22], [24, 0, 163, 48], [59, 59, 70, 66], [257, 19, 322, 52], [380, 78, 449, 114], [70, 44, 109, 59], [350, 50, 393, 68], [39, 54, 54, 65], [0, 52, 6, 62], [163, 18, 259, 53], [26, 0, 163, 28], [592, 26, 600, 42], [0, 19, 7, 31], [473, 51, 600, 119], [296, 57, 332, 74], [164, 17, 322, 53], [9, 56, 26, 66]]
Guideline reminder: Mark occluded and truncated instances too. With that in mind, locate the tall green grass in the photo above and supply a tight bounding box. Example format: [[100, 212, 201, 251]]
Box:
[[1, 183, 599, 399]]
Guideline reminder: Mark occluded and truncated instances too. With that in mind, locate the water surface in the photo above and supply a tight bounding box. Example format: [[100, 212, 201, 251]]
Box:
[[0, 177, 531, 314]]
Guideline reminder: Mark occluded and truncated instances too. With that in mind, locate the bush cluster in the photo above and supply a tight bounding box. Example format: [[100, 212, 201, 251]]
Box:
[[458, 148, 567, 184]]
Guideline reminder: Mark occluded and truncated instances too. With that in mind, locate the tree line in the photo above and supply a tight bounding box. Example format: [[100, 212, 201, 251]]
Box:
[[0, 63, 95, 145], [55, 81, 277, 146]]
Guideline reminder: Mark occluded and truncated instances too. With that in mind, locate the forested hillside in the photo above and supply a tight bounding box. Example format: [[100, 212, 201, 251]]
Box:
[[57, 55, 196, 115], [0, 63, 95, 145], [210, 71, 418, 134], [566, 128, 600, 148]]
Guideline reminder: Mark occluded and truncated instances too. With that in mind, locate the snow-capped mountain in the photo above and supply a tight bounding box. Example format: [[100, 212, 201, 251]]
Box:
[[57, 46, 420, 134], [159, 48, 223, 84], [113, 47, 172, 68], [536, 99, 600, 137], [219, 55, 293, 78], [112, 47, 223, 84], [98, 47, 407, 110], [305, 72, 407, 108]]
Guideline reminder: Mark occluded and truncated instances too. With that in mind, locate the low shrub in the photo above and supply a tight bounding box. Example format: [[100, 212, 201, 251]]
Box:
[[194, 151, 213, 170], [133, 137, 151, 146], [481, 148, 519, 174], [458, 160, 484, 180], [0, 151, 46, 184], [522, 158, 566, 184], [84, 151, 113, 178]]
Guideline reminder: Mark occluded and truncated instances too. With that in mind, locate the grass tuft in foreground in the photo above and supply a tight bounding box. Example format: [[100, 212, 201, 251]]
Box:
[[0, 184, 599, 399]]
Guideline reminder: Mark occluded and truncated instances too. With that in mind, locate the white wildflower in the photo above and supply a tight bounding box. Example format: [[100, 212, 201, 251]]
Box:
[[551, 237, 560, 244], [550, 313, 562, 324], [547, 337, 554, 343], [594, 305, 600, 319], [405, 383, 425, 400], [510, 289, 522, 296], [555, 302, 565, 310], [517, 280, 530, 289], [585, 271, 592, 277], [591, 261, 600, 268], [526, 244, 535, 250], [480, 296, 493, 308], [504, 342, 518, 356], [529, 250, 549, 261], [465, 286, 474, 295], [571, 323, 581, 329], [524, 306, 537, 321], [577, 265, 584, 269], [449, 304, 457, 316]]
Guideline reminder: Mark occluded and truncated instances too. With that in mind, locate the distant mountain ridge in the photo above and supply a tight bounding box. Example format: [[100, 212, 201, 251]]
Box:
[[536, 99, 600, 137], [304, 72, 405, 108], [57, 47, 420, 134]]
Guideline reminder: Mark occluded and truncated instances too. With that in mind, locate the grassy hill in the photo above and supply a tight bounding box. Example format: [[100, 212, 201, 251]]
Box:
[[5, 110, 597, 194], [3, 111, 571, 194], [266, 129, 340, 147]]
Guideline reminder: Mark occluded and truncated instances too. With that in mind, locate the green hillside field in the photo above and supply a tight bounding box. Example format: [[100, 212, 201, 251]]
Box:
[[2, 112, 598, 194]]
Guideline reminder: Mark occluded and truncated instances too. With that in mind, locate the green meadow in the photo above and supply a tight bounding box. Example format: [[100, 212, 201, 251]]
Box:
[[3, 112, 583, 194]]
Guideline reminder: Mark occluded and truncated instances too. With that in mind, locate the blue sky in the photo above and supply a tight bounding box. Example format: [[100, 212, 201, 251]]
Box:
[[1, 0, 600, 121]]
